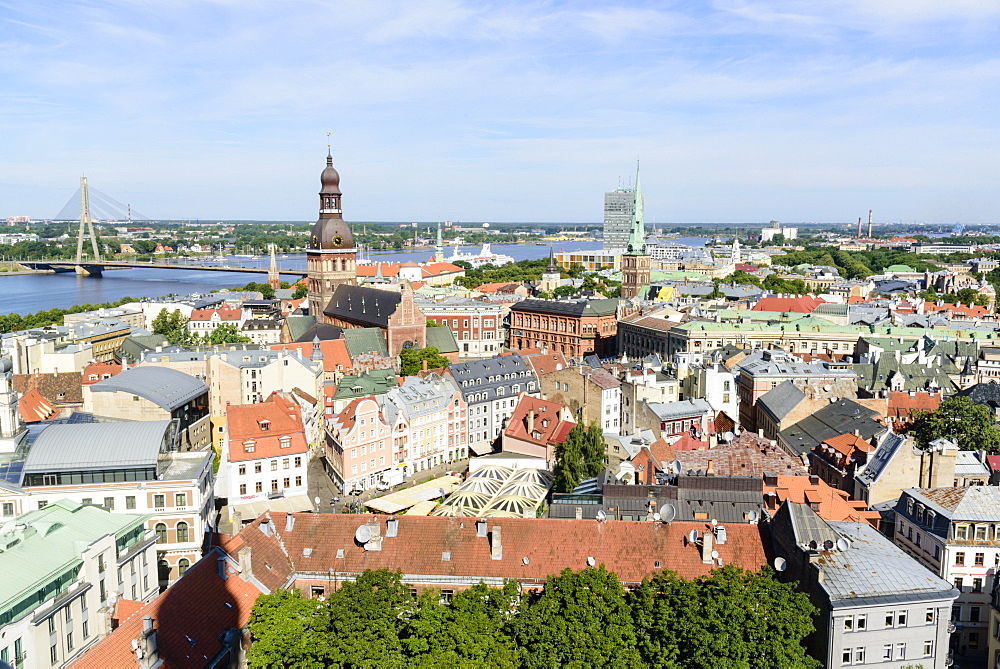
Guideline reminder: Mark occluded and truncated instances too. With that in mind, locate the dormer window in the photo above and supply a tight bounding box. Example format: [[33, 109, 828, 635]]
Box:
[[259, 420, 270, 431], [280, 436, 291, 449], [243, 440, 256, 453]]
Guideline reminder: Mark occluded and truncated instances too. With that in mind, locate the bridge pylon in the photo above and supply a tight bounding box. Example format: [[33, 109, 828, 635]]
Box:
[[75, 177, 103, 276]]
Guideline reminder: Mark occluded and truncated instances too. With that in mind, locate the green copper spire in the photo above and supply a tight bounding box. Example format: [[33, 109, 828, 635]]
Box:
[[625, 164, 646, 255]]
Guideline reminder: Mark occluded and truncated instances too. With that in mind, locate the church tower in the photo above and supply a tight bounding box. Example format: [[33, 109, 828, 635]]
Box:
[[307, 149, 357, 319], [434, 222, 445, 263], [620, 166, 650, 300], [541, 247, 561, 294]]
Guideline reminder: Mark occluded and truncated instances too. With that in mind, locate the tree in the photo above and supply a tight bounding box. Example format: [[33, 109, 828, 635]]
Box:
[[552, 421, 586, 492], [580, 421, 606, 478], [910, 395, 1000, 453], [403, 582, 521, 667], [399, 346, 451, 376], [202, 323, 251, 345], [151, 308, 191, 346], [552, 285, 577, 298], [326, 570, 411, 668], [247, 590, 332, 668], [292, 283, 308, 300], [512, 566, 642, 668]]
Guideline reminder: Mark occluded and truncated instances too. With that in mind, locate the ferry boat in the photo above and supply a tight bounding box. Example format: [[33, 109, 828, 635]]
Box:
[[445, 243, 515, 268]]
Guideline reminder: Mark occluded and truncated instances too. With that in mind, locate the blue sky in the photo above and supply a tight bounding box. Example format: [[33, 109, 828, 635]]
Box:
[[2, 1, 999, 224]]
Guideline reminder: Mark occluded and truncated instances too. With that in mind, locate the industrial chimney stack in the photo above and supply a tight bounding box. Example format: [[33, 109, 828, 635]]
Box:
[[867, 210, 873, 238], [857, 217, 862, 239]]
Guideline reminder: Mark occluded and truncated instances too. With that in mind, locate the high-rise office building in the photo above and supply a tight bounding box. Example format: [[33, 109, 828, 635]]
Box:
[[603, 186, 636, 250]]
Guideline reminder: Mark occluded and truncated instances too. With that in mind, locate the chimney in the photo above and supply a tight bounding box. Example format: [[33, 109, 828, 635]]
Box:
[[285, 514, 295, 532], [238, 545, 252, 578], [809, 474, 819, 486], [527, 411, 535, 435], [476, 518, 487, 538], [422, 359, 428, 372], [701, 530, 714, 564], [386, 517, 398, 537], [490, 526, 503, 560], [217, 556, 228, 580], [817, 568, 825, 584], [138, 615, 159, 668], [705, 460, 714, 476]]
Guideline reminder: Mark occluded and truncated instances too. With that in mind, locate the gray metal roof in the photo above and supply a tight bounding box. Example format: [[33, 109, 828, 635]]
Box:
[[756, 381, 807, 423], [779, 399, 884, 457], [903, 486, 1000, 522], [856, 432, 908, 486], [24, 420, 172, 473], [89, 366, 208, 411], [448, 354, 538, 404], [648, 398, 712, 420]]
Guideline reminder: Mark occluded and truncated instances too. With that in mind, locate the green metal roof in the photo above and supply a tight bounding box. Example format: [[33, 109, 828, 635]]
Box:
[[332, 368, 399, 400], [342, 328, 389, 358], [0, 500, 148, 621], [425, 325, 459, 354]]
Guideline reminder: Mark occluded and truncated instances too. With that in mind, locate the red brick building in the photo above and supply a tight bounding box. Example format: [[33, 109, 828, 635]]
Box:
[[508, 298, 621, 359]]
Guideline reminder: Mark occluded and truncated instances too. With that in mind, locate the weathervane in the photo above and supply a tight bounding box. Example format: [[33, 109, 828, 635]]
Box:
[[326, 131, 332, 151]]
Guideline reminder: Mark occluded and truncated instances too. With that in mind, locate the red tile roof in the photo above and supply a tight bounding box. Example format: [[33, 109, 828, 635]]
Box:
[[356, 262, 402, 277], [70, 550, 266, 669], [752, 296, 823, 313], [270, 339, 353, 375], [190, 305, 242, 321], [421, 262, 464, 277], [763, 475, 880, 527], [17, 388, 59, 422], [226, 393, 308, 462], [239, 511, 770, 585], [887, 391, 941, 421], [987, 455, 1000, 473], [503, 394, 575, 446], [112, 598, 145, 626], [81, 361, 123, 386], [823, 433, 874, 456], [521, 351, 568, 376], [677, 434, 807, 477]]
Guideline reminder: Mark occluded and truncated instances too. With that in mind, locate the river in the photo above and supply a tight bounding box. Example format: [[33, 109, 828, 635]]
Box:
[[1, 238, 709, 315]]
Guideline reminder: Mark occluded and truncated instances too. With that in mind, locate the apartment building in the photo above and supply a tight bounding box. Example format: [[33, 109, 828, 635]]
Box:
[[0, 501, 158, 669], [384, 373, 468, 474], [328, 396, 405, 492], [894, 486, 1000, 666], [416, 295, 505, 358]]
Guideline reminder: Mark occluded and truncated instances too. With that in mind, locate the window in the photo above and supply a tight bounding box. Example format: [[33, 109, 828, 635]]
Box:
[[82, 620, 89, 639], [853, 648, 864, 664], [51, 644, 58, 664], [255, 482, 263, 493], [957, 524, 968, 540], [976, 525, 988, 540], [38, 500, 48, 509], [283, 478, 290, 488], [897, 611, 907, 627], [295, 476, 302, 486], [104, 496, 114, 510], [970, 632, 980, 649], [271, 480, 279, 492], [1, 502, 12, 516], [125, 496, 136, 510], [885, 611, 894, 627], [254, 463, 262, 474], [280, 436, 291, 449], [896, 643, 906, 660], [178, 558, 190, 576], [82, 497, 92, 505], [239, 465, 246, 476], [842, 648, 851, 665], [176, 522, 189, 543], [976, 552, 985, 566], [65, 606, 71, 622], [926, 608, 935, 624], [240, 484, 247, 495], [975, 578, 984, 593], [922, 640, 933, 657], [952, 605, 961, 621], [66, 631, 73, 652], [971, 606, 982, 622], [844, 615, 854, 631], [271, 460, 278, 471], [48, 616, 56, 633], [882, 645, 893, 661], [155, 523, 167, 544], [283, 458, 290, 469], [175, 493, 186, 507], [294, 456, 302, 467], [955, 577, 964, 592], [153, 494, 165, 509], [955, 552, 965, 566], [243, 440, 255, 453], [856, 614, 866, 630]]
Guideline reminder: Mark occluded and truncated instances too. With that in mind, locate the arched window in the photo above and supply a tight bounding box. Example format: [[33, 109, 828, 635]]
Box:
[[176, 522, 189, 544], [154, 523, 167, 544], [157, 559, 170, 583], [178, 558, 191, 576]]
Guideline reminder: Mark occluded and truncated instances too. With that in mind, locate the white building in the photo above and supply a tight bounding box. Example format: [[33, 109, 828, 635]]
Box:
[[0, 500, 158, 669], [223, 393, 310, 518], [384, 373, 469, 474], [894, 486, 1000, 666], [761, 220, 799, 242]]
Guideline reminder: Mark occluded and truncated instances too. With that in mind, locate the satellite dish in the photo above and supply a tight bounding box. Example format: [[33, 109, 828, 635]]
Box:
[[711, 550, 719, 559], [711, 518, 718, 527], [836, 538, 851, 551], [747, 510, 759, 523], [586, 556, 596, 567], [723, 431, 734, 442], [131, 640, 139, 651], [823, 384, 832, 392], [688, 529, 699, 543], [596, 510, 607, 521], [652, 513, 661, 521], [672, 460, 682, 474], [658, 504, 677, 522], [774, 557, 787, 572], [354, 525, 372, 544]]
